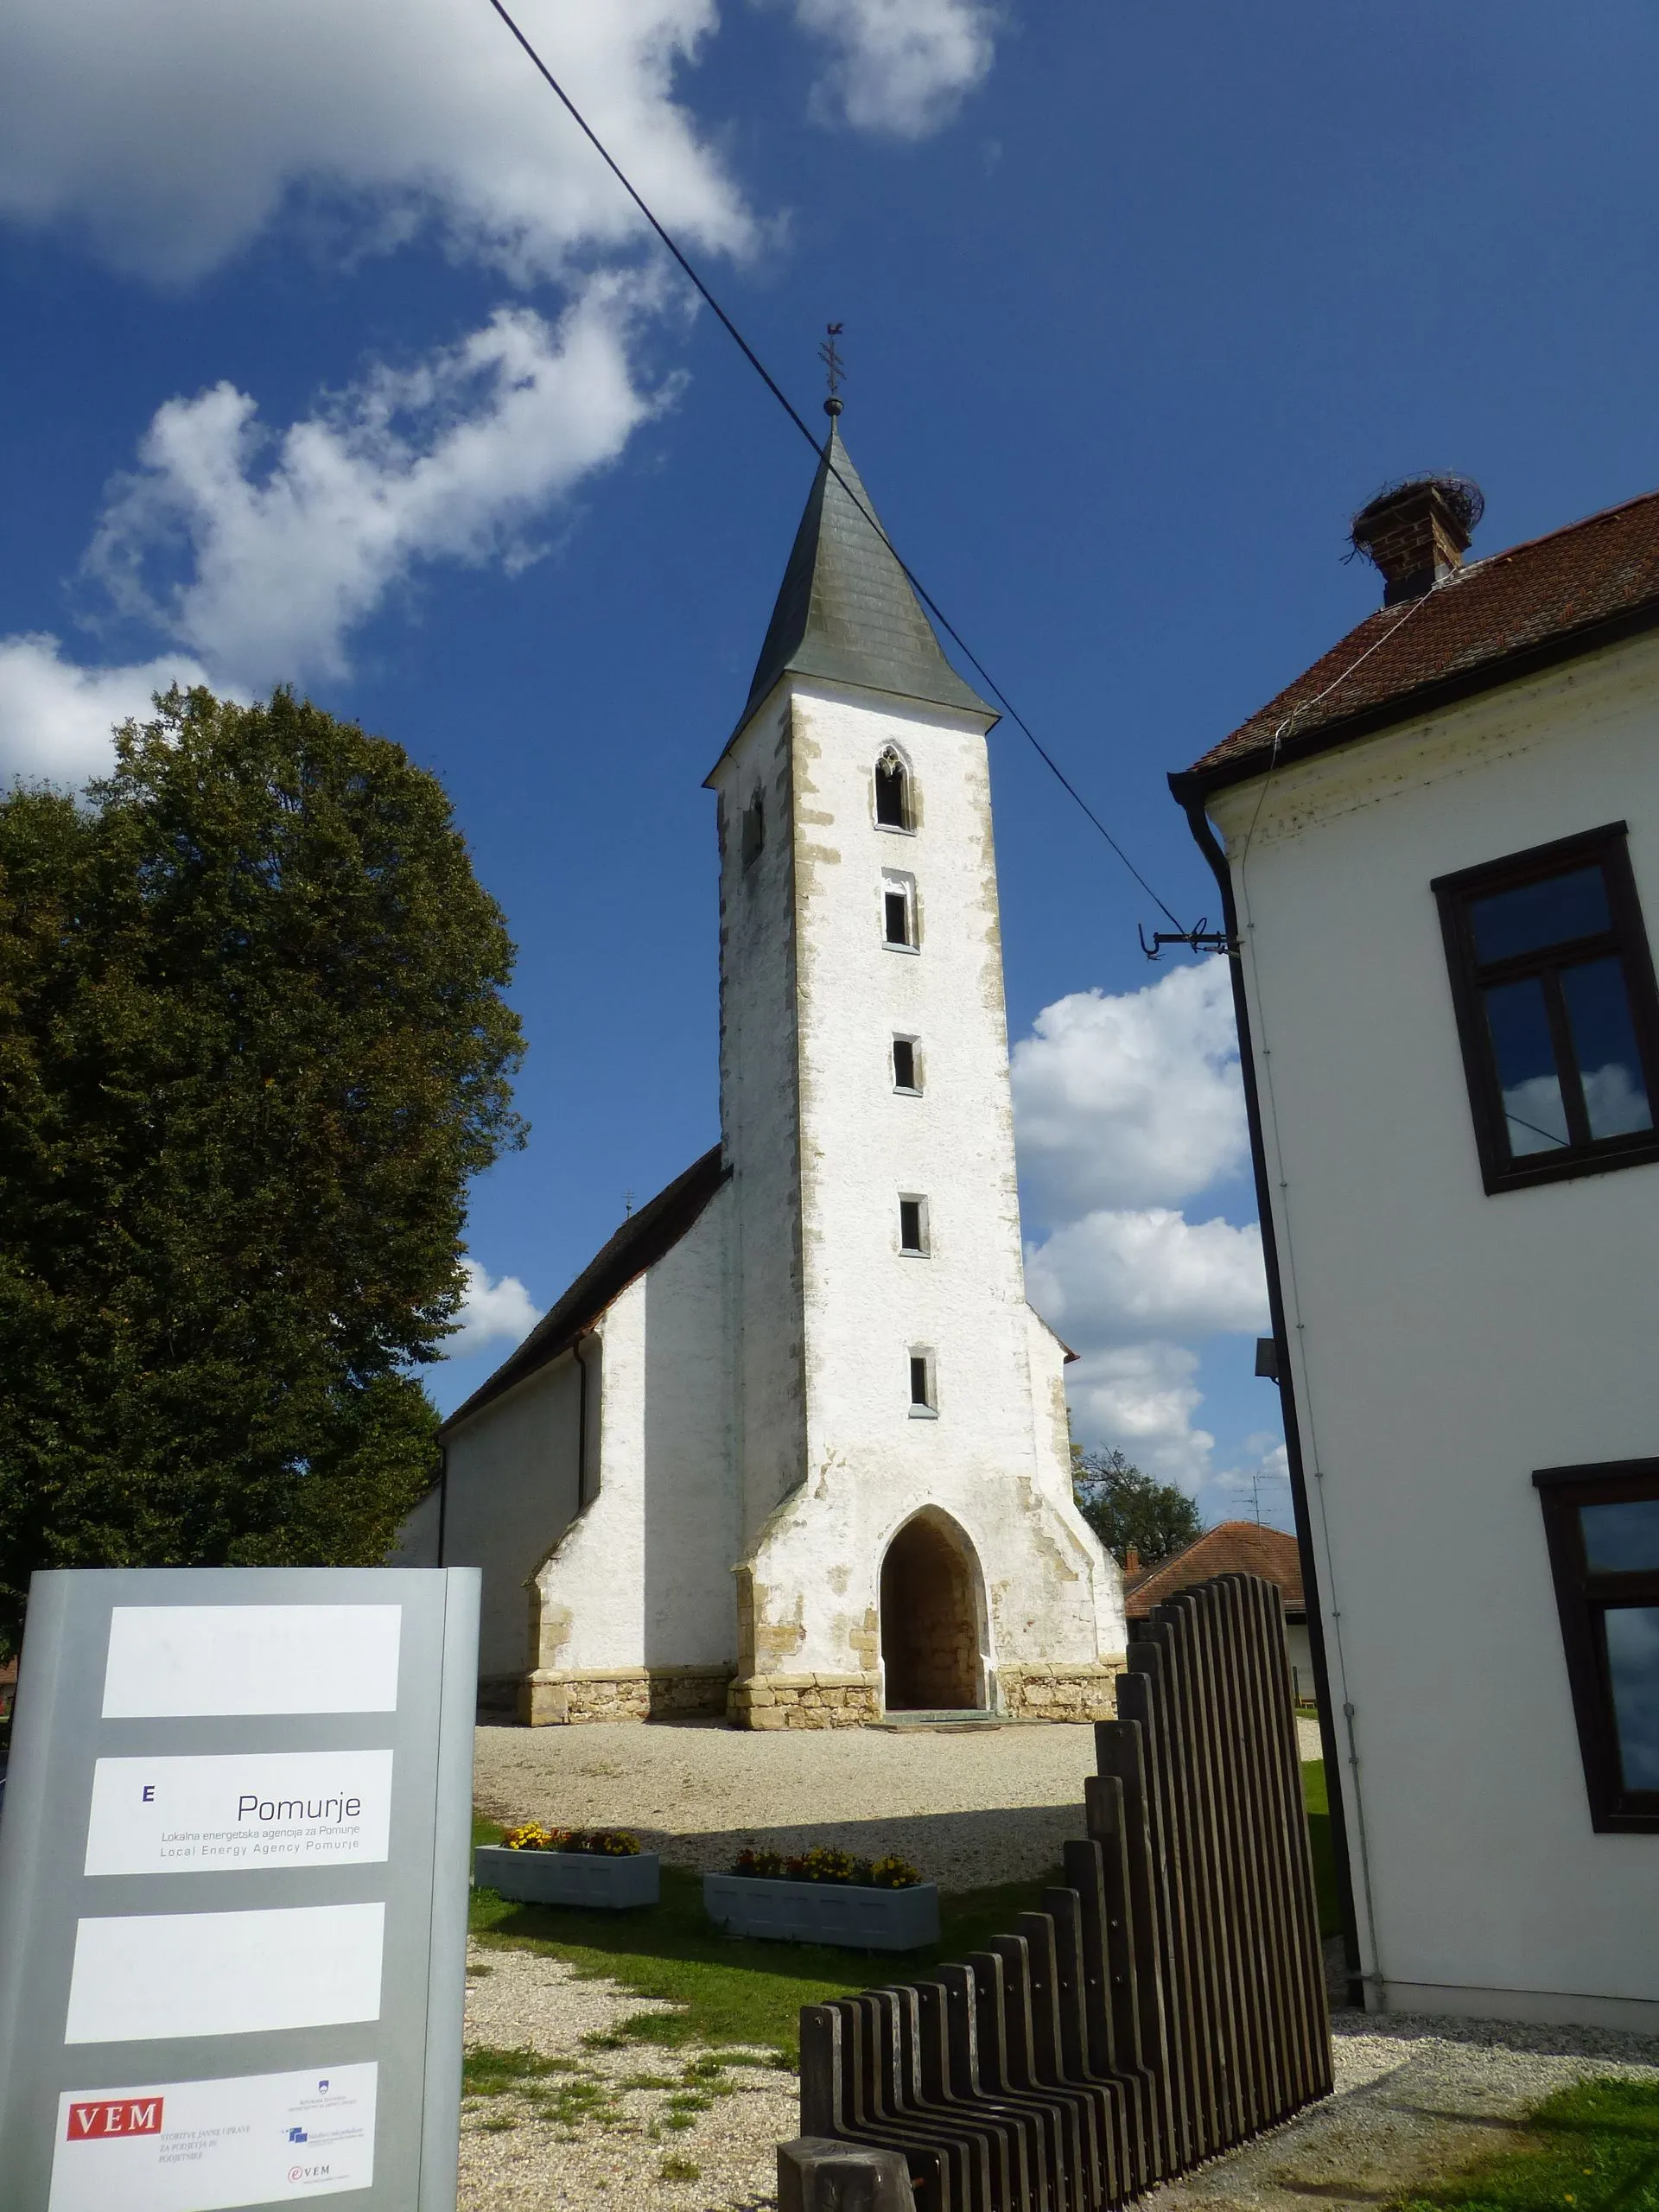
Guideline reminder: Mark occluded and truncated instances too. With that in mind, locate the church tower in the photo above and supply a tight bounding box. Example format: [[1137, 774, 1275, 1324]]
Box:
[[410, 400, 1122, 1730], [709, 406, 1122, 1726]]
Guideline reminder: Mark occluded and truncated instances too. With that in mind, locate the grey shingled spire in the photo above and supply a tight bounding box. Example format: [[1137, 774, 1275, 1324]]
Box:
[[737, 410, 993, 733]]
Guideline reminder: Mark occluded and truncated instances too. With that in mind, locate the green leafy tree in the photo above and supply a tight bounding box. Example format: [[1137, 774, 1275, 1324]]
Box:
[[0, 687, 525, 1648], [1071, 1446, 1203, 1568]]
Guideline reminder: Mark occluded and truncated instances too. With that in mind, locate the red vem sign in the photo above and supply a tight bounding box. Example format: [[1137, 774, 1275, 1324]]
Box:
[[66, 2098, 164, 2139]]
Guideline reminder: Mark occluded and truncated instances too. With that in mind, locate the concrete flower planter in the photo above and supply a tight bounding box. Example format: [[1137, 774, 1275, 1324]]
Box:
[[474, 1846, 659, 1910], [703, 1873, 939, 1951]]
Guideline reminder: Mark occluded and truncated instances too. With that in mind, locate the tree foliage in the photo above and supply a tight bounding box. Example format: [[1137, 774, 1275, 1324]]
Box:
[[1071, 1446, 1203, 1569], [0, 687, 525, 1647]]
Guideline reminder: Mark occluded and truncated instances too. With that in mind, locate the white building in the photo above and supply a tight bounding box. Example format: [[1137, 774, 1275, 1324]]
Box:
[[1173, 477, 1659, 2030], [398, 407, 1124, 1729]]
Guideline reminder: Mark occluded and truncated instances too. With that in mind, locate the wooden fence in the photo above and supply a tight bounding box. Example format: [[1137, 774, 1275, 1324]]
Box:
[[784, 1573, 1332, 2212]]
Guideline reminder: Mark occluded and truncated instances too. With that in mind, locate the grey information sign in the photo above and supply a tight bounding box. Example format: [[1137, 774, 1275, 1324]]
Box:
[[0, 1565, 480, 2212]]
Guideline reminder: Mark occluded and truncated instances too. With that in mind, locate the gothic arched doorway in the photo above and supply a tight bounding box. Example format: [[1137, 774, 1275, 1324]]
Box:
[[880, 1513, 982, 1712]]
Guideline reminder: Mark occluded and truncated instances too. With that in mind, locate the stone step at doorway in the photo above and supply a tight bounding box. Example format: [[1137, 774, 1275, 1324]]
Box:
[[868, 1710, 1007, 1732]]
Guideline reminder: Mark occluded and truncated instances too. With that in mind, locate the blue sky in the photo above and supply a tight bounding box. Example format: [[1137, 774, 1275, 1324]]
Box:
[[5, 2, 1659, 1527]]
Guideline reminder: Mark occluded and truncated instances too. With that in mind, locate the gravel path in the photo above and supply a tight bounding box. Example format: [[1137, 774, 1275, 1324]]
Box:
[[461, 1940, 791, 2212], [460, 1942, 1659, 2212], [1143, 2009, 1659, 2210], [473, 1719, 1325, 1890]]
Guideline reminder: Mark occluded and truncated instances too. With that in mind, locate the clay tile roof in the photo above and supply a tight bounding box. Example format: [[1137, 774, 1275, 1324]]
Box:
[[1174, 486, 1659, 798], [439, 1145, 728, 1435], [1123, 1522, 1305, 1619]]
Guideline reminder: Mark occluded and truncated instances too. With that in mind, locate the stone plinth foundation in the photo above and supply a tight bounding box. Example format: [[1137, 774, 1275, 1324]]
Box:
[[998, 1660, 1124, 1722], [728, 1671, 882, 1730], [518, 1666, 733, 1727], [512, 1660, 1125, 1727]]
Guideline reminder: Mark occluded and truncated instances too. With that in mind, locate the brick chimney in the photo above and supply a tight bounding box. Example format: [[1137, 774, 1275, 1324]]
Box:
[[1124, 1544, 1141, 1576], [1351, 475, 1484, 605]]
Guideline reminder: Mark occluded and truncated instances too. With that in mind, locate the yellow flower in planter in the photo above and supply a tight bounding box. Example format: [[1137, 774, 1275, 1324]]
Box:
[[501, 1821, 563, 1852]]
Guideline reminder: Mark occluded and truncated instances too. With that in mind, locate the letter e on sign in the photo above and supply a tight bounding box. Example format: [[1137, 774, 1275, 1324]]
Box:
[[67, 2098, 164, 2139]]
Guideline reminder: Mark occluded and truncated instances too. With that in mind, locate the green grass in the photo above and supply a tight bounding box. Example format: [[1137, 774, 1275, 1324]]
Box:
[[1302, 1758, 1342, 1940], [471, 1819, 1059, 2066], [1389, 2078, 1659, 2211], [461, 2045, 582, 2097], [470, 1770, 1343, 2062]]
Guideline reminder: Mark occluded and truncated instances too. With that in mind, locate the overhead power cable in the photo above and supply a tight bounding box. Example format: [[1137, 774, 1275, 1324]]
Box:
[[481, 0, 1191, 935]]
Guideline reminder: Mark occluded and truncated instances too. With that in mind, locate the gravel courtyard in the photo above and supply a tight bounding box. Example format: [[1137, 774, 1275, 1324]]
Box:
[[459, 1940, 1659, 2212], [472, 1717, 1325, 1889], [464, 1720, 1659, 2212]]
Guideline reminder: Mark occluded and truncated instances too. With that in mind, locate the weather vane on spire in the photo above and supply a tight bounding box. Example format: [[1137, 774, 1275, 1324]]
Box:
[[819, 322, 845, 418]]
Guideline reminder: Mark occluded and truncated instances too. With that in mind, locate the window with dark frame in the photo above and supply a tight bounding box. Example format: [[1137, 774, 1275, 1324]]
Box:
[[874, 751, 910, 830], [899, 1197, 927, 1254], [1433, 824, 1659, 1192], [1534, 1458, 1659, 1832], [909, 1352, 936, 1412], [893, 1037, 919, 1092]]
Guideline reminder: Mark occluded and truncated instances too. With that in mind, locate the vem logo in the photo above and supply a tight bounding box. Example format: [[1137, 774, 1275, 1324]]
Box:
[[67, 2097, 163, 2139]]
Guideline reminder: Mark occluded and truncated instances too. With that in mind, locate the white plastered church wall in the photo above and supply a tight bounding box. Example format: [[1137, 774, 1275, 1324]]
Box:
[[387, 1354, 581, 1694], [715, 678, 1121, 1700], [525, 1186, 737, 1688], [715, 699, 810, 1552]]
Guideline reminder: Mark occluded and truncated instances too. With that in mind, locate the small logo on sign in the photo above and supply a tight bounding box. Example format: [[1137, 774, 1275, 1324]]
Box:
[[317, 2079, 329, 2093], [67, 2098, 164, 2140], [289, 2126, 308, 2142]]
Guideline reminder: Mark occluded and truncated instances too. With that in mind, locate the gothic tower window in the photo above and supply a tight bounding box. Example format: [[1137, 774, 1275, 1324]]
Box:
[[908, 1350, 938, 1415], [874, 750, 912, 830], [883, 873, 917, 949]]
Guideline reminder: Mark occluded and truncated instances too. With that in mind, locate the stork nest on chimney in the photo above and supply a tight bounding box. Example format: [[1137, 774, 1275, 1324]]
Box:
[[1349, 474, 1486, 564]]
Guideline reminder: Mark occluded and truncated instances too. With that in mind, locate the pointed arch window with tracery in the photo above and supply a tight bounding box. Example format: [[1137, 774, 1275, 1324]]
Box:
[[874, 749, 912, 831]]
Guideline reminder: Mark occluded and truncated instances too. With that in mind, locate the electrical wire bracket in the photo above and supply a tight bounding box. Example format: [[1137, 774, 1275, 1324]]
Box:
[[1140, 918, 1239, 960]]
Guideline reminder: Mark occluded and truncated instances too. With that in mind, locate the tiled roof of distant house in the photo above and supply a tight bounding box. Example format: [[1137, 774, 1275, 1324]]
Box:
[[1173, 486, 1659, 798], [440, 1146, 728, 1436], [1123, 1521, 1305, 1620]]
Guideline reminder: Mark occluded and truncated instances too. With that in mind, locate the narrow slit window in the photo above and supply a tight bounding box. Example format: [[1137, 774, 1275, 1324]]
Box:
[[899, 1196, 928, 1254], [1434, 824, 1659, 1192], [909, 1352, 936, 1414], [893, 1037, 919, 1092], [874, 752, 911, 830], [883, 876, 916, 950], [741, 791, 764, 869], [1535, 1458, 1659, 1831]]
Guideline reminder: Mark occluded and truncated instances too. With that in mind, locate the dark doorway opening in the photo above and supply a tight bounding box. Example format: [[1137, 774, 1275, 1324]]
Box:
[[880, 1514, 981, 1711]]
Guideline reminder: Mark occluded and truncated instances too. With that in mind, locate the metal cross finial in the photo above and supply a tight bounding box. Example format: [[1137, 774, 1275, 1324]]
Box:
[[819, 322, 845, 417]]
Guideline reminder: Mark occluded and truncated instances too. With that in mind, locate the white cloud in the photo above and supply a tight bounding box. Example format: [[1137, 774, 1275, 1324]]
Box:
[[1013, 957, 1277, 1509], [447, 1259, 543, 1359], [0, 634, 217, 787], [0, 0, 754, 283], [791, 0, 995, 135], [1026, 1207, 1268, 1347], [1065, 1343, 1214, 1491], [1012, 957, 1248, 1219], [86, 281, 663, 690]]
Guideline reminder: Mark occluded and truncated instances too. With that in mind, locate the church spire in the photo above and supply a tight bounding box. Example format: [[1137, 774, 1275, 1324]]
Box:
[[736, 404, 993, 735]]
